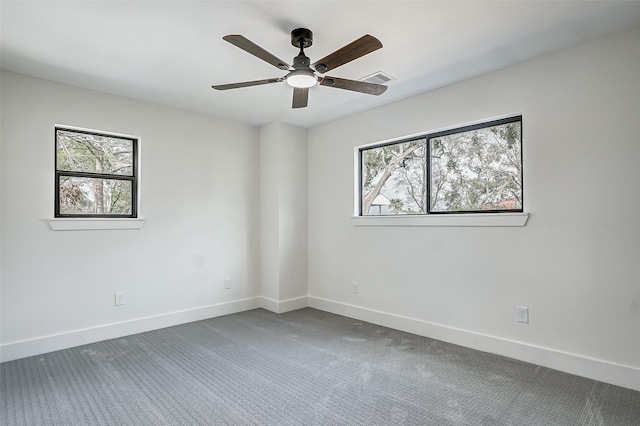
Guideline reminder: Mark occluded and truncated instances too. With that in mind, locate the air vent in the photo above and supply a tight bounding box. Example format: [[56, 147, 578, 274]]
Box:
[[359, 71, 395, 85]]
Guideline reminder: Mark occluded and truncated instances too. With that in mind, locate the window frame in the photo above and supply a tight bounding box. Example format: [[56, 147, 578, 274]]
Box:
[[54, 126, 139, 218], [358, 115, 523, 217]]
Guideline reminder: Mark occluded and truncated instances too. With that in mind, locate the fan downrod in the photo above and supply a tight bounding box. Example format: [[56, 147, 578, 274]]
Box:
[[291, 28, 313, 49]]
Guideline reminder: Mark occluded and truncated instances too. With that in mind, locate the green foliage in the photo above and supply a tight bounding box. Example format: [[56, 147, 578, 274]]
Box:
[[361, 139, 426, 215], [430, 122, 522, 211], [361, 121, 522, 215], [56, 130, 134, 215]]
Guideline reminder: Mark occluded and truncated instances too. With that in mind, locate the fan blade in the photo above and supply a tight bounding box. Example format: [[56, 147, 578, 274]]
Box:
[[319, 76, 387, 95], [292, 87, 309, 108], [223, 35, 291, 70], [312, 35, 382, 74], [212, 78, 283, 90]]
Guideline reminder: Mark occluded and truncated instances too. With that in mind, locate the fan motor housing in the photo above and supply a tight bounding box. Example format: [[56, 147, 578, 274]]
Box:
[[291, 28, 313, 48]]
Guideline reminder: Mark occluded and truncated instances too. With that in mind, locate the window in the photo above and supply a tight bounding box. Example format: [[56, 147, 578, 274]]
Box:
[[55, 127, 138, 218], [359, 116, 522, 215]]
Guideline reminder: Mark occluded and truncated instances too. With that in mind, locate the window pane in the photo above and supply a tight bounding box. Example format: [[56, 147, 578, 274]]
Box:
[[430, 121, 522, 212], [56, 130, 134, 176], [59, 176, 132, 215], [361, 139, 427, 215]]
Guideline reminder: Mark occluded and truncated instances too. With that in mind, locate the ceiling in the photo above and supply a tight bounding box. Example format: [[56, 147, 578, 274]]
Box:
[[3, 1, 640, 128]]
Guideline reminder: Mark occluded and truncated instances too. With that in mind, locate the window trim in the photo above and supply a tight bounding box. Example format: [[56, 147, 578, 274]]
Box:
[[357, 115, 523, 217], [48, 218, 145, 231], [351, 212, 528, 227], [54, 125, 139, 219]]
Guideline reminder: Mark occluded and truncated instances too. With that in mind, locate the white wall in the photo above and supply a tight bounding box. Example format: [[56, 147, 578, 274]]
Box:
[[308, 27, 640, 390], [259, 122, 308, 312], [0, 71, 260, 360], [277, 124, 308, 303]]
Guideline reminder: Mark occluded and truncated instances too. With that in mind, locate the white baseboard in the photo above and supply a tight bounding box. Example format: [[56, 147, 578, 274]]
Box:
[[0, 297, 261, 362], [260, 296, 308, 314], [5, 294, 638, 392], [308, 296, 640, 392]]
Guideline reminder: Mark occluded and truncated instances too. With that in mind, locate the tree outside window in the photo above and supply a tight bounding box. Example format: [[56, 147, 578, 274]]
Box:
[[360, 117, 522, 215], [55, 127, 138, 217]]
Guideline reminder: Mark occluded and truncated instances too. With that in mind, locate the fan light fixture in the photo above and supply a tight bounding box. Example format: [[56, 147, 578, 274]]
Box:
[[212, 29, 387, 109], [286, 70, 317, 88]]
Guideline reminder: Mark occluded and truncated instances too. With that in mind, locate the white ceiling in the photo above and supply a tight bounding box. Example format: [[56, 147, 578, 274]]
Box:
[[3, 1, 640, 128]]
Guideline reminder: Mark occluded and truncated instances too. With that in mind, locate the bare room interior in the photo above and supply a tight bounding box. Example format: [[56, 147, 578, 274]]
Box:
[[1, 1, 639, 424]]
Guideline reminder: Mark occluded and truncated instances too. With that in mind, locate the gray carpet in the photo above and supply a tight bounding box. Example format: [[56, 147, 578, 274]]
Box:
[[1, 308, 638, 425]]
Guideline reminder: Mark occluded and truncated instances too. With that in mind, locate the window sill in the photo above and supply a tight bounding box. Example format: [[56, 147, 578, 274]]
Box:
[[48, 218, 145, 231], [351, 213, 528, 227]]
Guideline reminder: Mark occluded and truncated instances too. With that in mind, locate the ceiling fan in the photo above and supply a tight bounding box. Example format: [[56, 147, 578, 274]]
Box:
[[212, 28, 388, 108]]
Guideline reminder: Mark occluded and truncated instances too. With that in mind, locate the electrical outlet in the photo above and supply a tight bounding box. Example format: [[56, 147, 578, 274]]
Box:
[[224, 278, 231, 289], [516, 306, 529, 323], [115, 292, 125, 306], [352, 281, 359, 294]]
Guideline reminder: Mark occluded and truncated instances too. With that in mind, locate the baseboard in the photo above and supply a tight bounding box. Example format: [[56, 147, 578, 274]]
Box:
[[5, 294, 638, 392], [308, 296, 640, 392], [260, 296, 309, 314], [0, 297, 261, 363]]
